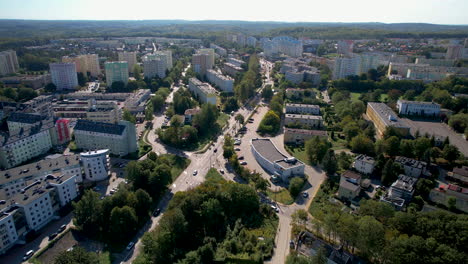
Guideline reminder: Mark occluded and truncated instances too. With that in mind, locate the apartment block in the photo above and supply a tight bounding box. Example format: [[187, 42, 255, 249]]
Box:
[[105, 61, 129, 86], [283, 128, 327, 144], [206, 69, 234, 93], [332, 55, 361, 80], [143, 55, 167, 79], [118, 51, 137, 72], [337, 40, 354, 55], [80, 149, 110, 182], [284, 114, 323, 129], [62, 54, 100, 77], [154, 50, 173, 70], [223, 63, 243, 77], [395, 156, 428, 179], [50, 63, 79, 90], [53, 100, 122, 123], [74, 120, 138, 156], [396, 100, 440, 117], [192, 49, 215, 75], [227, 58, 244, 67], [262, 36, 303, 58], [188, 78, 217, 105], [366, 102, 410, 138], [0, 50, 19, 76], [285, 103, 320, 115], [210, 44, 227, 57], [0, 74, 51, 90]]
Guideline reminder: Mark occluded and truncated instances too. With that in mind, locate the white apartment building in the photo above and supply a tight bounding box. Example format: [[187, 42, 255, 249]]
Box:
[[262, 36, 303, 58], [154, 50, 173, 70], [206, 69, 234, 93], [396, 100, 441, 117], [227, 58, 244, 67], [50, 63, 79, 90], [53, 100, 122, 124], [353, 154, 375, 175], [285, 114, 323, 129], [223, 63, 243, 77], [7, 112, 48, 135], [118, 51, 138, 72], [0, 50, 19, 76], [105, 61, 129, 86], [19, 186, 55, 231], [143, 55, 167, 79], [0, 120, 55, 169], [62, 54, 100, 77], [332, 56, 361, 80], [74, 120, 138, 156], [0, 212, 18, 254], [0, 154, 82, 200], [285, 103, 320, 115], [48, 174, 79, 207], [210, 44, 227, 56], [80, 149, 110, 182], [188, 78, 217, 105]]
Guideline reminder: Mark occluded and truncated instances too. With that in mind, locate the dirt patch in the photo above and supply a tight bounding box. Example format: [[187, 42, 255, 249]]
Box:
[[37, 230, 104, 264]]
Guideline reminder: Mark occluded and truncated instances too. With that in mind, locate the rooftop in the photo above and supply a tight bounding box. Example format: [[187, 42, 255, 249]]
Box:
[[367, 102, 409, 129], [251, 138, 303, 169], [80, 149, 109, 158], [392, 174, 417, 192], [285, 114, 322, 120], [286, 103, 320, 109], [284, 128, 327, 137], [7, 112, 48, 124], [395, 156, 427, 170], [397, 99, 440, 106], [184, 108, 201, 116], [339, 176, 360, 192], [342, 170, 362, 181], [452, 166, 468, 177], [0, 119, 55, 146], [354, 154, 375, 165], [0, 154, 80, 186], [74, 119, 126, 135]]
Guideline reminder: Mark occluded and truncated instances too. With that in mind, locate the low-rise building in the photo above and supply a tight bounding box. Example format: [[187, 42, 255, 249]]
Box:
[[396, 100, 441, 117], [53, 100, 122, 123], [206, 69, 234, 93], [184, 108, 200, 124], [395, 156, 428, 179], [0, 74, 51, 90], [366, 102, 410, 138], [447, 166, 468, 186], [124, 89, 151, 114], [338, 170, 361, 201], [429, 184, 468, 213], [227, 58, 244, 67], [188, 78, 217, 105], [285, 104, 320, 115], [74, 120, 138, 156], [353, 154, 375, 175], [80, 149, 110, 182], [250, 138, 305, 182], [283, 128, 327, 145], [223, 63, 243, 77], [381, 175, 417, 209], [284, 114, 323, 129]]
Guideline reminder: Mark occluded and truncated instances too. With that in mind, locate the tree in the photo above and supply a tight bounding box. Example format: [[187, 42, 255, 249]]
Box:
[[77, 72, 87, 86], [384, 136, 400, 156], [123, 108, 136, 124], [110, 81, 126, 92], [356, 216, 385, 260], [145, 103, 154, 121], [382, 159, 401, 186], [127, 80, 139, 91], [235, 114, 245, 125], [258, 110, 280, 134], [292, 209, 309, 227], [151, 95, 165, 112], [54, 247, 100, 264], [322, 149, 338, 176], [350, 134, 375, 155], [44, 82, 57, 93], [305, 136, 330, 164], [73, 190, 101, 235], [193, 103, 219, 135], [133, 64, 142, 80], [442, 144, 460, 163], [109, 206, 138, 241], [134, 189, 152, 219], [262, 85, 273, 100], [289, 177, 305, 198]]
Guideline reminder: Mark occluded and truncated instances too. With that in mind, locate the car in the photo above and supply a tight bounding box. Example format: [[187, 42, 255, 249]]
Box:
[[289, 240, 295, 249], [238, 156, 244, 160], [93, 186, 101, 191], [214, 148, 218, 153], [126, 242, 135, 251], [193, 170, 198, 176], [110, 190, 116, 194], [270, 205, 279, 213], [302, 192, 309, 198], [58, 224, 67, 233], [240, 127, 247, 131], [234, 141, 241, 145], [49, 232, 58, 240], [119, 163, 125, 168], [153, 208, 161, 216], [235, 148, 241, 151], [23, 250, 35, 261], [239, 130, 247, 134], [219, 169, 225, 174], [240, 161, 247, 165], [249, 118, 254, 121], [248, 120, 254, 123], [270, 175, 281, 183]]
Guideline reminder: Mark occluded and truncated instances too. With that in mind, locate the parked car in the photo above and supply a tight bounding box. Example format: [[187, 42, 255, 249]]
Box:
[[126, 242, 135, 251], [238, 156, 244, 160], [271, 175, 281, 183], [290, 240, 295, 249], [302, 192, 309, 198], [219, 169, 225, 174], [214, 148, 218, 153], [48, 232, 58, 240], [235, 148, 241, 151], [240, 161, 247, 165], [23, 250, 34, 261], [58, 224, 67, 233], [153, 208, 161, 216], [193, 170, 198, 176]]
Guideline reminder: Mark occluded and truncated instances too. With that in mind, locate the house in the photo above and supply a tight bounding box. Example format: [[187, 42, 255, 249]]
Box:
[[395, 156, 428, 178], [338, 170, 361, 201], [381, 174, 417, 210], [353, 154, 375, 175]]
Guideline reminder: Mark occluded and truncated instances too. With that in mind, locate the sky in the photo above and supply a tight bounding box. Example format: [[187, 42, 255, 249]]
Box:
[[0, 0, 467, 25]]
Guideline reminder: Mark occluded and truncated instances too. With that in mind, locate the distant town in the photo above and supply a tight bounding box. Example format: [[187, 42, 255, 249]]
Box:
[[0, 22, 467, 264]]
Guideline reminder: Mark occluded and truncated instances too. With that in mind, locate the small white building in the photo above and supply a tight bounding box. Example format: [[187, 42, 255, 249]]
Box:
[[80, 149, 111, 182], [250, 138, 305, 182], [395, 156, 428, 179], [285, 103, 320, 115], [188, 78, 217, 105], [206, 69, 234, 93], [396, 100, 440, 117], [353, 154, 375, 175]]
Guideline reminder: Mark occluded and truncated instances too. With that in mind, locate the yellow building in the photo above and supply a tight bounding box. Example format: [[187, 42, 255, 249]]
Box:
[[366, 102, 409, 138]]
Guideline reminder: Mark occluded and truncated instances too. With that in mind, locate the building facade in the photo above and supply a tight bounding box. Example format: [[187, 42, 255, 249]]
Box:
[[192, 49, 215, 75], [62, 54, 100, 77], [283, 128, 327, 144], [353, 154, 375, 175], [80, 149, 110, 182], [117, 51, 137, 73], [284, 114, 323, 129], [188, 78, 217, 105], [105, 61, 129, 86], [396, 100, 441, 117], [0, 50, 19, 76], [366, 102, 410, 138], [143, 56, 167, 79], [50, 63, 79, 90], [206, 69, 234, 93], [285, 104, 320, 115]]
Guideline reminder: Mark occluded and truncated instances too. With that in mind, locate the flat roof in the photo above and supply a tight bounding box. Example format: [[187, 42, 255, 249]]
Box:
[[339, 176, 360, 192], [0, 119, 55, 146], [285, 128, 327, 136], [286, 103, 320, 108], [367, 102, 409, 129], [285, 114, 322, 120], [355, 154, 375, 165], [74, 119, 126, 135], [0, 154, 80, 186], [8, 112, 48, 124], [397, 99, 440, 106], [251, 138, 303, 169]]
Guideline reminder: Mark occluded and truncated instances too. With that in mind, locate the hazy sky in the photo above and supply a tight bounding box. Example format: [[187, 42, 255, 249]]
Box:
[[0, 0, 467, 24]]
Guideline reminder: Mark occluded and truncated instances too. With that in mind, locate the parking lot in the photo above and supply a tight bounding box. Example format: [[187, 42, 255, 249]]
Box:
[[402, 118, 468, 156]]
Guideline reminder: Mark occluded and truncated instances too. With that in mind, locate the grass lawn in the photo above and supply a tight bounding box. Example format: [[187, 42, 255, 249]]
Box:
[[350, 92, 362, 102], [161, 154, 191, 181], [379, 93, 388, 102], [206, 168, 225, 182], [217, 112, 230, 128], [267, 188, 294, 205], [330, 135, 349, 151], [284, 144, 309, 165]]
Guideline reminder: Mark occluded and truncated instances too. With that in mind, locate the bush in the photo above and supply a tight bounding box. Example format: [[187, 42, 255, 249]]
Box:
[[289, 177, 305, 198]]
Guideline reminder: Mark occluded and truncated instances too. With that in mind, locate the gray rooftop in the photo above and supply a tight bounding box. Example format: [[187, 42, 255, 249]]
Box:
[[355, 154, 375, 165], [0, 119, 55, 146], [8, 112, 47, 124], [74, 119, 126, 135], [251, 138, 303, 169], [395, 156, 427, 170], [339, 176, 361, 192], [285, 114, 322, 120], [367, 102, 409, 129]]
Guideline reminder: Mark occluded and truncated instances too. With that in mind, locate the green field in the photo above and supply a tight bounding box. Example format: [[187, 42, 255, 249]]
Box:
[[206, 167, 224, 182], [266, 188, 294, 205], [284, 144, 309, 165], [351, 92, 388, 102]]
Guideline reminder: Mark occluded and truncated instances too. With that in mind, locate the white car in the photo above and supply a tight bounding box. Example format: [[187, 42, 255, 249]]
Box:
[[126, 242, 135, 251], [193, 170, 198, 176], [23, 250, 34, 261]]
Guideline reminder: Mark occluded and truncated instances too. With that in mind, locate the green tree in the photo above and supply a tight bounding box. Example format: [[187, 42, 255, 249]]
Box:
[[151, 95, 165, 112], [72, 190, 101, 235], [289, 177, 305, 198], [110, 81, 126, 92], [305, 136, 330, 164], [442, 144, 460, 163], [54, 246, 100, 264], [322, 149, 338, 176], [45, 82, 57, 93], [356, 216, 385, 260], [258, 110, 280, 134], [77, 72, 88, 86], [382, 159, 400, 186], [123, 108, 136, 124], [109, 206, 138, 241], [235, 113, 244, 125], [133, 64, 142, 80], [262, 85, 273, 100], [193, 103, 219, 135], [350, 134, 375, 155], [145, 103, 154, 121], [384, 136, 400, 156]]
